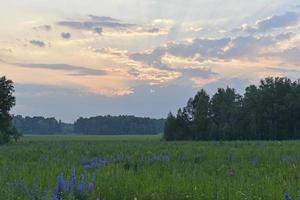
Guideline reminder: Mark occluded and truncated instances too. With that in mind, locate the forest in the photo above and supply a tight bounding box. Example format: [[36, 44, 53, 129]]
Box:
[[74, 115, 165, 135], [12, 115, 165, 135], [12, 115, 72, 135], [164, 77, 300, 141]]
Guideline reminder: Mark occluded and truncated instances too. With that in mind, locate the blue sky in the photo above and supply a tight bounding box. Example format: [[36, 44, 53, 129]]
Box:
[[1, 0, 300, 122]]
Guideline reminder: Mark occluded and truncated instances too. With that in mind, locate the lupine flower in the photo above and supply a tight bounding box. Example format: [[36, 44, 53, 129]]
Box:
[[66, 167, 77, 193], [81, 157, 108, 170], [51, 194, 59, 200], [29, 183, 39, 200], [141, 155, 170, 163], [250, 158, 260, 167], [9, 168, 96, 199], [16, 179, 23, 192], [56, 174, 65, 193], [88, 182, 95, 192], [66, 178, 72, 193], [284, 192, 293, 200], [88, 172, 96, 192], [282, 155, 298, 164], [77, 174, 87, 194], [71, 167, 76, 187], [112, 154, 131, 162]]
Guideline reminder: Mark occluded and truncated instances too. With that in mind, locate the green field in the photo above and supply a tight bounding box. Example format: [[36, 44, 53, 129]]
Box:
[[0, 135, 299, 200]]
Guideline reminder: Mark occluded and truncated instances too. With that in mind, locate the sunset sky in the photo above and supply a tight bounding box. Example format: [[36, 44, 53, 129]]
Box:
[[1, 0, 300, 122]]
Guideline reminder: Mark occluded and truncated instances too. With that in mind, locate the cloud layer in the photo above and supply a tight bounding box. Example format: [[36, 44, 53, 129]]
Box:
[[12, 63, 106, 76], [2, 0, 300, 121]]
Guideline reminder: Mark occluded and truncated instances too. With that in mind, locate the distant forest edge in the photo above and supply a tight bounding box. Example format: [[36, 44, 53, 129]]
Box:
[[12, 115, 165, 135], [164, 77, 300, 141]]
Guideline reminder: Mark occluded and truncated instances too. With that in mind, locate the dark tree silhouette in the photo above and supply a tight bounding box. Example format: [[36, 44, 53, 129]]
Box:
[[164, 77, 300, 141], [13, 115, 165, 135], [0, 76, 20, 144]]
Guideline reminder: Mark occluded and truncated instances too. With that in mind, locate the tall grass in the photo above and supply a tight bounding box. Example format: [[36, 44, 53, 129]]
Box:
[[0, 135, 299, 199]]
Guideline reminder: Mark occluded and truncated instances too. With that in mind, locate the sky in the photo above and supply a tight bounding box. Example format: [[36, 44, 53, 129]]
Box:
[[1, 0, 300, 122]]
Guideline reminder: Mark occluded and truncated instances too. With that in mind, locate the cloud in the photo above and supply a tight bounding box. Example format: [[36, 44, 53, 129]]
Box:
[[273, 47, 300, 65], [61, 32, 71, 39], [130, 37, 232, 68], [12, 63, 106, 76], [0, 48, 12, 53], [221, 35, 274, 59], [148, 28, 160, 33], [242, 12, 299, 33], [266, 67, 298, 73], [58, 21, 134, 29], [88, 15, 120, 22], [130, 32, 293, 68], [89, 47, 127, 56], [130, 47, 167, 68], [168, 38, 230, 59], [94, 27, 103, 35], [181, 68, 218, 78], [57, 15, 165, 37], [29, 40, 46, 47], [33, 25, 52, 31], [57, 15, 135, 32]]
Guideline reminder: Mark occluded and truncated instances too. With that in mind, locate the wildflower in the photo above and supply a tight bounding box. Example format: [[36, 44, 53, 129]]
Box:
[[250, 158, 260, 167], [81, 157, 108, 170], [66, 167, 77, 192], [56, 175, 65, 193], [284, 192, 292, 200], [77, 175, 87, 194], [71, 167, 76, 185], [282, 155, 298, 164], [29, 183, 39, 200], [88, 182, 95, 193], [51, 193, 59, 200]]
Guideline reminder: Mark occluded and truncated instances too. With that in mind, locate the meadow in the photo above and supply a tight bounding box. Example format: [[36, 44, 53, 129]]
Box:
[[0, 135, 300, 200]]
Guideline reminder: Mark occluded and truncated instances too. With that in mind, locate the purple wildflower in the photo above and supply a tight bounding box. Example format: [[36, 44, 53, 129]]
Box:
[[77, 174, 87, 194], [81, 157, 108, 170], [29, 183, 39, 200], [51, 193, 59, 200], [88, 182, 95, 193], [285, 192, 293, 200], [56, 175, 65, 193]]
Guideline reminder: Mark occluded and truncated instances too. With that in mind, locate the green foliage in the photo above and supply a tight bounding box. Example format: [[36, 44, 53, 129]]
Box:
[[0, 76, 21, 144], [0, 76, 15, 130], [12, 115, 71, 135], [74, 115, 165, 135], [1, 135, 300, 199], [164, 77, 300, 141], [12, 115, 165, 135]]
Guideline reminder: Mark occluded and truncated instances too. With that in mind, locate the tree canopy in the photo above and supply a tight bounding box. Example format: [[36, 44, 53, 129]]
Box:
[[164, 77, 300, 141], [12, 115, 72, 135], [12, 115, 165, 135], [0, 76, 20, 144], [74, 115, 165, 135]]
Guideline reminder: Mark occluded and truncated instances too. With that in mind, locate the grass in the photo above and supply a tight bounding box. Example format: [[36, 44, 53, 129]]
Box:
[[0, 135, 300, 199]]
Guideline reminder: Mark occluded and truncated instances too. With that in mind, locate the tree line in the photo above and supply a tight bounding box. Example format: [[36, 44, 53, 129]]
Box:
[[12, 115, 73, 135], [74, 115, 165, 135], [12, 115, 165, 135], [164, 77, 300, 141]]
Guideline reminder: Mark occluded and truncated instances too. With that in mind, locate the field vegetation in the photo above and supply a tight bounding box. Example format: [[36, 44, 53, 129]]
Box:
[[0, 135, 299, 200]]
